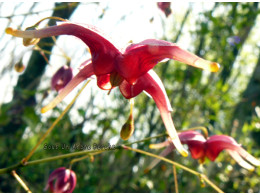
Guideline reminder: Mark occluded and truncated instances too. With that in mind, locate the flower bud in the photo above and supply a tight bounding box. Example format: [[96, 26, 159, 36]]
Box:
[[45, 167, 77, 193], [157, 2, 172, 17], [120, 114, 134, 140], [14, 59, 25, 73], [120, 98, 135, 140], [51, 65, 73, 92]]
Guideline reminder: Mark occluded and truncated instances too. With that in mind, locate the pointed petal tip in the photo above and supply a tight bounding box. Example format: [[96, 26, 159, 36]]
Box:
[[209, 62, 220, 72], [41, 106, 50, 114], [179, 148, 189, 157], [5, 27, 13, 35], [149, 144, 158, 149], [173, 140, 188, 157], [170, 137, 188, 157], [149, 141, 170, 149], [194, 59, 220, 72], [247, 157, 260, 167]]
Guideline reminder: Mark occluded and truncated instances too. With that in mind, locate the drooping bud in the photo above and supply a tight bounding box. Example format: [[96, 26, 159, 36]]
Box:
[[120, 98, 134, 140], [45, 167, 77, 193], [157, 2, 172, 17], [23, 26, 40, 46], [120, 113, 134, 140], [51, 65, 73, 92], [14, 59, 25, 73]]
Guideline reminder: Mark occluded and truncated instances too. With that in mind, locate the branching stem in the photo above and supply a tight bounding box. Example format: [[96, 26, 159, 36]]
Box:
[[123, 145, 224, 193], [21, 80, 91, 164], [11, 170, 32, 193]]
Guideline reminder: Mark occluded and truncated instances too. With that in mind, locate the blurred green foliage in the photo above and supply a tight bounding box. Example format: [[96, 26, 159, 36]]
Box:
[[0, 2, 259, 193]]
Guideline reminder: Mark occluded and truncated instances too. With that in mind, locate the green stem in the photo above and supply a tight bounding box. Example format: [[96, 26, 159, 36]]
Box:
[[123, 146, 224, 193], [178, 126, 208, 138], [69, 151, 101, 169], [27, 149, 109, 166], [22, 80, 91, 164], [0, 133, 167, 174], [172, 165, 179, 193], [0, 133, 223, 193], [11, 170, 32, 193]]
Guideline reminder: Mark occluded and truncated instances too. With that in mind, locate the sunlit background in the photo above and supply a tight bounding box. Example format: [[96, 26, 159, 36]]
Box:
[[0, 2, 259, 193]]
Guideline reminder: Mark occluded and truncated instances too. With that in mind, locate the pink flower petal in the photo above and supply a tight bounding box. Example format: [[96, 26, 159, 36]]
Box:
[[226, 149, 255, 171], [47, 167, 66, 183], [178, 130, 206, 143], [46, 168, 77, 193], [65, 170, 77, 193], [145, 144, 175, 172], [149, 140, 171, 149], [205, 134, 260, 170], [45, 167, 66, 192], [235, 147, 260, 167], [205, 135, 241, 161]]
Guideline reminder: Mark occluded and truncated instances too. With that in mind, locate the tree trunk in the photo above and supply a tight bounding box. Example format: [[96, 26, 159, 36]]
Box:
[[0, 2, 79, 192]]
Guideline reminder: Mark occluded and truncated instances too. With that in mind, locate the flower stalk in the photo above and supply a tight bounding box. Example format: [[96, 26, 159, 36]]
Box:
[[124, 145, 224, 193], [11, 170, 32, 193], [172, 165, 179, 193]]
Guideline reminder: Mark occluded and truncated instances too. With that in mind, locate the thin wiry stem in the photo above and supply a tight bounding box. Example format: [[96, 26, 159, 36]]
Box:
[[0, 3, 79, 19], [1, 134, 224, 193], [69, 152, 101, 169], [123, 145, 224, 193], [178, 126, 208, 138], [33, 45, 51, 66], [22, 80, 91, 164], [172, 165, 179, 193], [0, 133, 167, 174], [11, 170, 32, 193]]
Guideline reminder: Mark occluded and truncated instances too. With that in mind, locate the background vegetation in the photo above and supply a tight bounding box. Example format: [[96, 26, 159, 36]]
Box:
[[0, 2, 259, 193]]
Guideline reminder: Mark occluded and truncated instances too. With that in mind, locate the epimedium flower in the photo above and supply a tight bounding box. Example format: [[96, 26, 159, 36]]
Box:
[[145, 130, 207, 172], [147, 130, 260, 172], [205, 135, 260, 171], [45, 167, 77, 193], [51, 65, 73, 92], [6, 20, 220, 157]]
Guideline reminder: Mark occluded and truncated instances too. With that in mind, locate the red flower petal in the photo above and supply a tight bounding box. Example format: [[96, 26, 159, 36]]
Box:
[[178, 131, 206, 159], [7, 22, 121, 76], [119, 39, 219, 84], [205, 135, 240, 161], [120, 70, 188, 157]]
